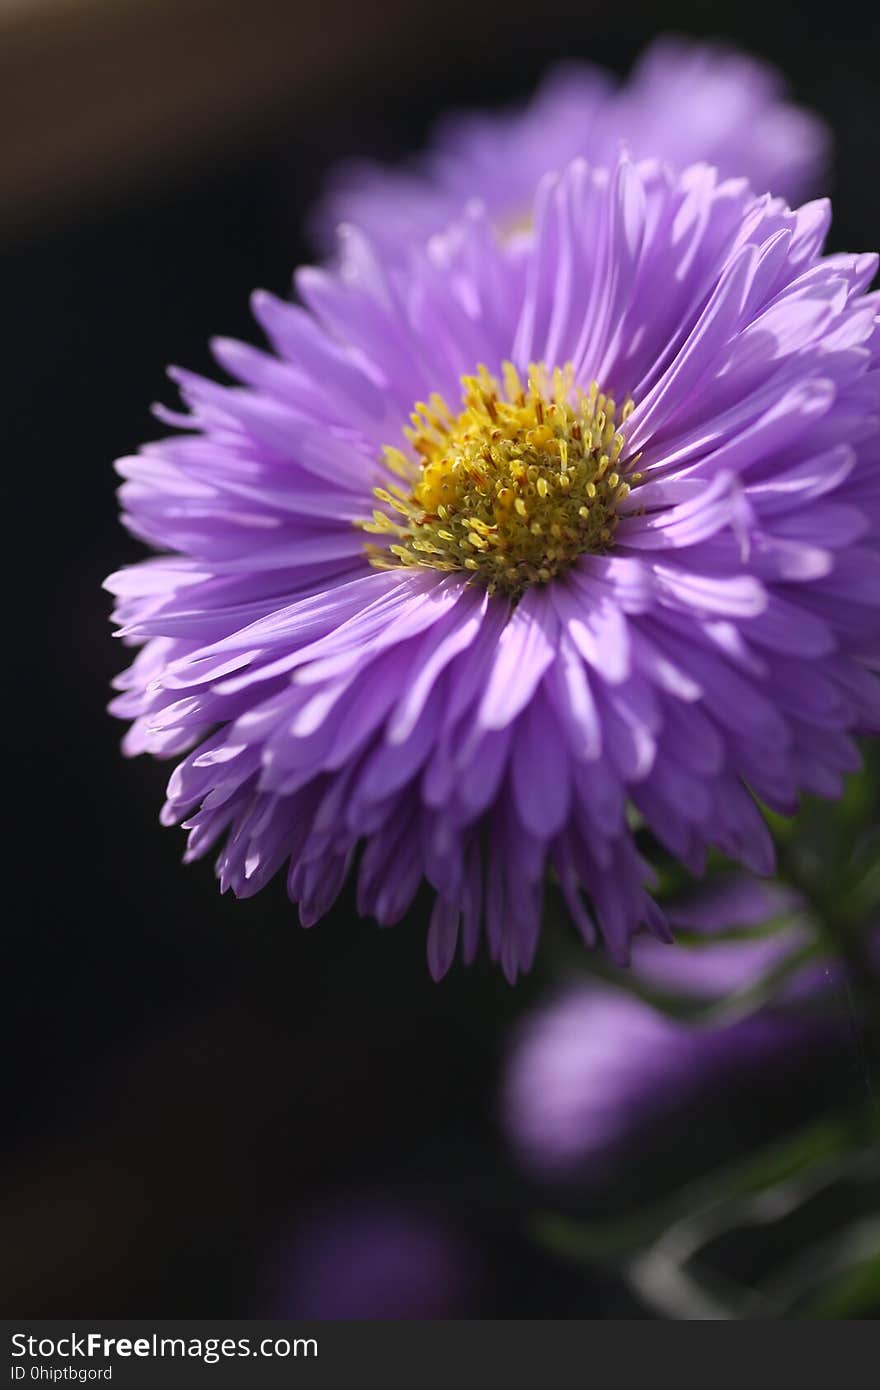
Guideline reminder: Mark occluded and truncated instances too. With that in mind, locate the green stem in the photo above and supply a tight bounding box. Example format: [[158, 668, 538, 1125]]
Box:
[[773, 833, 880, 1107]]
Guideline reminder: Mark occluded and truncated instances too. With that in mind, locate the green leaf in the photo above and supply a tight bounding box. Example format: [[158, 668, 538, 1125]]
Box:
[[805, 1246, 880, 1319], [531, 1111, 877, 1266]]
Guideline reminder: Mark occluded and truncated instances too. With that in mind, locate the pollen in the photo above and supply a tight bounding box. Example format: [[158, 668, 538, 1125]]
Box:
[[361, 362, 640, 599]]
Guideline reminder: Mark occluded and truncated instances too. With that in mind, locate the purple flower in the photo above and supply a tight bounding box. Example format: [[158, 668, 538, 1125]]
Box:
[[264, 1202, 474, 1319], [503, 984, 830, 1176], [106, 156, 880, 980], [631, 874, 816, 1000], [316, 39, 829, 259], [502, 878, 840, 1175]]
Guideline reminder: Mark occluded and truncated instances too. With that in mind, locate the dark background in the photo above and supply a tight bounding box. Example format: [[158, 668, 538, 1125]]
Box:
[[3, 0, 878, 1316]]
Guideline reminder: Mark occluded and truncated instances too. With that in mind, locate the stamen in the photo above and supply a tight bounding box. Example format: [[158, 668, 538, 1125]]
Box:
[[360, 362, 640, 599]]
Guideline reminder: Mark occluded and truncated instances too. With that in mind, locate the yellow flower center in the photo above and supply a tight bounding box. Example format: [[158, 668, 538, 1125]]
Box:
[[362, 362, 640, 599]]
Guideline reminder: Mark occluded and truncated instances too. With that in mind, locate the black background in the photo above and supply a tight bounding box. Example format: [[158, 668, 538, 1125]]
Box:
[[4, 0, 878, 1317]]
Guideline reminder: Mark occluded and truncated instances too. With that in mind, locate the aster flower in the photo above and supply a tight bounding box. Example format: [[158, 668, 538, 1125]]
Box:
[[316, 37, 829, 258], [502, 981, 838, 1177], [107, 155, 880, 980], [502, 877, 844, 1175], [626, 873, 825, 1003]]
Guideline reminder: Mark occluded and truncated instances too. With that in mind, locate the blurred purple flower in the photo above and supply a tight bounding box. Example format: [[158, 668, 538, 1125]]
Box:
[[502, 877, 843, 1176], [632, 875, 813, 999], [265, 1202, 474, 1319], [317, 38, 829, 258], [106, 155, 880, 980]]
